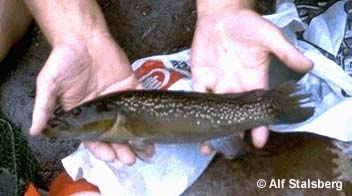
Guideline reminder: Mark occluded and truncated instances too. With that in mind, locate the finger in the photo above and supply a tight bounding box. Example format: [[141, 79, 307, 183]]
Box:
[[111, 143, 136, 165], [199, 142, 216, 156], [251, 125, 269, 148], [135, 83, 144, 90], [30, 78, 58, 135], [268, 31, 313, 73], [100, 74, 142, 95], [84, 141, 117, 161], [239, 131, 245, 138]]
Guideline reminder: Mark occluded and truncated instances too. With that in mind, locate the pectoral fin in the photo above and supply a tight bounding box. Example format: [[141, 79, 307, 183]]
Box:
[[129, 138, 155, 163], [98, 110, 135, 142], [208, 134, 249, 159]]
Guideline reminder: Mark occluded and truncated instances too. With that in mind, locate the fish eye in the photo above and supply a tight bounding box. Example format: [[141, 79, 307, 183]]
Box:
[[72, 108, 81, 116]]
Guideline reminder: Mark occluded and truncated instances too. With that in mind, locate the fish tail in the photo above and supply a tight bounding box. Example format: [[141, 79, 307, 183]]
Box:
[[267, 81, 314, 124]]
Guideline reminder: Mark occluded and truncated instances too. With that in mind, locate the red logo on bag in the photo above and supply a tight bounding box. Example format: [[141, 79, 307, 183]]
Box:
[[135, 60, 186, 90]]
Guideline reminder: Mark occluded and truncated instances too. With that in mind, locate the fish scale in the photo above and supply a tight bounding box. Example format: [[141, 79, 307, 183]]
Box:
[[119, 91, 274, 123], [43, 82, 314, 161]]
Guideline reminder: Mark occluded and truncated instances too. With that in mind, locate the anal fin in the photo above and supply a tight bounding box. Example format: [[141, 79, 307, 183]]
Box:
[[208, 134, 250, 159]]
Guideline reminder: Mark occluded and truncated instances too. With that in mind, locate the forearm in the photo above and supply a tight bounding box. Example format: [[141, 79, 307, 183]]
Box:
[[196, 0, 256, 16], [24, 0, 109, 46], [0, 0, 31, 60]]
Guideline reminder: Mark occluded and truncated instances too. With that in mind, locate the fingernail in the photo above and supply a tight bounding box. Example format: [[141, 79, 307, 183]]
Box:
[[200, 145, 215, 155], [120, 154, 136, 166]]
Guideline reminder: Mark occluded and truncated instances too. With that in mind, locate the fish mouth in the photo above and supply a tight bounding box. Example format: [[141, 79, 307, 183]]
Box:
[[43, 116, 116, 141], [42, 118, 69, 136], [42, 126, 102, 141], [42, 126, 72, 139], [42, 122, 109, 141], [48, 118, 70, 129]]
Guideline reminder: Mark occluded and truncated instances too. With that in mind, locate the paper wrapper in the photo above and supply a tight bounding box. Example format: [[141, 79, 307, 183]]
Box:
[[62, 1, 352, 195]]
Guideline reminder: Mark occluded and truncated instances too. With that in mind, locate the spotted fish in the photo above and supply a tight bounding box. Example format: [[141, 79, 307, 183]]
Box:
[[43, 82, 314, 161]]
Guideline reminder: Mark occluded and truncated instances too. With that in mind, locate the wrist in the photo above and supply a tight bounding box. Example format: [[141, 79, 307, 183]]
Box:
[[196, 0, 256, 17], [51, 28, 112, 48], [52, 30, 117, 57]]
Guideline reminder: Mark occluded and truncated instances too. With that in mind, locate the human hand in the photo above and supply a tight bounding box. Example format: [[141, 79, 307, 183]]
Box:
[[30, 32, 143, 164], [24, 0, 148, 164], [191, 2, 312, 153]]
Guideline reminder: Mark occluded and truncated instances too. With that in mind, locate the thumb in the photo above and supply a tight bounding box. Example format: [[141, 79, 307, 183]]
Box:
[[30, 72, 59, 136], [268, 32, 313, 73], [100, 74, 144, 96]]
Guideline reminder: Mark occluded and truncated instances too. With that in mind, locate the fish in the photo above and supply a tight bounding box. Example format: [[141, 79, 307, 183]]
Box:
[[43, 82, 314, 161]]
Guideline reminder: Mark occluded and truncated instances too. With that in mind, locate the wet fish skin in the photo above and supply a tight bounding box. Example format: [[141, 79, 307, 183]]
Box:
[[44, 82, 314, 146]]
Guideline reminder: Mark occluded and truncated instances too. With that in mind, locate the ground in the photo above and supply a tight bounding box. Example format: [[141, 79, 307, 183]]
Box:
[[0, 0, 351, 195]]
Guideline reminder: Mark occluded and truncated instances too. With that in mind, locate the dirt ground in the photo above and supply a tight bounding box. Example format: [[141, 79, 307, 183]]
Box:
[[1, 0, 352, 195], [183, 132, 352, 196]]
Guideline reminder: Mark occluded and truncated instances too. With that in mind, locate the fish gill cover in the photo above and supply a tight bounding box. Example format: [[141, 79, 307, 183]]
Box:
[[0, 115, 37, 196]]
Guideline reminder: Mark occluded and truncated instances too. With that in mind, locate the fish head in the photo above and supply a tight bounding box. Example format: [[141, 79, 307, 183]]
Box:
[[43, 101, 118, 141]]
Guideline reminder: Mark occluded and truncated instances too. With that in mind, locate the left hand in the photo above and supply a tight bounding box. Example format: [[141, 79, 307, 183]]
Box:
[[191, 6, 312, 152]]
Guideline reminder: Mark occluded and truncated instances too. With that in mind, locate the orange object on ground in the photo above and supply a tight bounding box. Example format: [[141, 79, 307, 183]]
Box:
[[25, 182, 40, 196], [49, 171, 100, 196]]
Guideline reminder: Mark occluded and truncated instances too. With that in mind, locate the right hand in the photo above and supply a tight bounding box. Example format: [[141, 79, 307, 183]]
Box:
[[30, 31, 146, 165], [192, 1, 312, 154]]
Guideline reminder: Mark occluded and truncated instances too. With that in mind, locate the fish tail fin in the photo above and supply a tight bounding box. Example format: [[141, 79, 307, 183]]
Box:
[[268, 81, 314, 124]]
